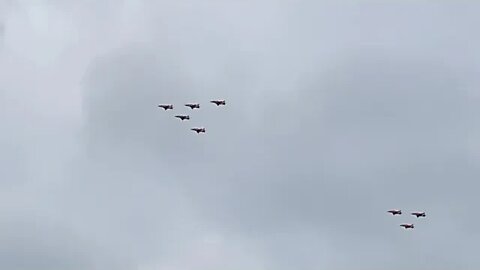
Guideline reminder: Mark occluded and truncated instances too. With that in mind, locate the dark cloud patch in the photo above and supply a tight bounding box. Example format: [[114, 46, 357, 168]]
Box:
[[0, 0, 9, 47], [2, 1, 480, 269], [0, 216, 132, 270], [0, 142, 28, 187], [0, 22, 4, 45]]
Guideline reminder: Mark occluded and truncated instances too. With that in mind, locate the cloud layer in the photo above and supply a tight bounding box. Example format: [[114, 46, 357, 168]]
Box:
[[1, 1, 480, 269]]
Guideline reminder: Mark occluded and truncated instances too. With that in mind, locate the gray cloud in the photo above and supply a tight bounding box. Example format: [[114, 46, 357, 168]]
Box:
[[1, 1, 480, 269], [0, 23, 4, 46], [0, 1, 9, 46]]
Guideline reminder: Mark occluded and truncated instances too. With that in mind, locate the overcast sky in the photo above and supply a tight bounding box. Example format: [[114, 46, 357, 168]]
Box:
[[1, 1, 480, 269]]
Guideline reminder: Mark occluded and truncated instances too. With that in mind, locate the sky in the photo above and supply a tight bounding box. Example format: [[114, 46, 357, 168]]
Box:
[[1, 0, 480, 269]]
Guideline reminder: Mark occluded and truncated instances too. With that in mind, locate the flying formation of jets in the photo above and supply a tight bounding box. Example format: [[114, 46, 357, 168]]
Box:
[[387, 209, 427, 230], [158, 99, 225, 134]]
